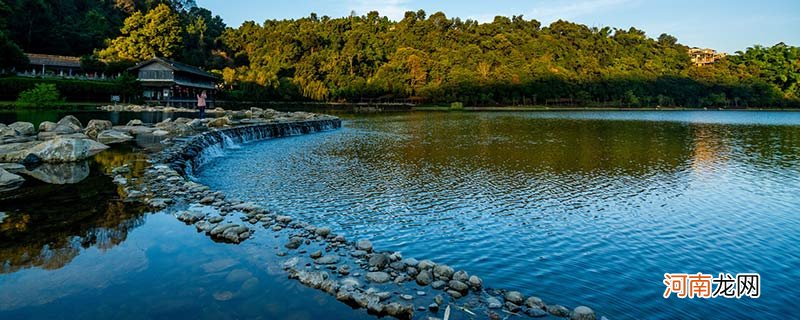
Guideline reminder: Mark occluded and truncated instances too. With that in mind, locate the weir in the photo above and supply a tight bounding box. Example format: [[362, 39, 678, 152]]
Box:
[[161, 118, 342, 176]]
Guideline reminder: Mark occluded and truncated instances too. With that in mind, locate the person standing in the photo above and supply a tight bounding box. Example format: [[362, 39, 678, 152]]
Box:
[[197, 90, 207, 119]]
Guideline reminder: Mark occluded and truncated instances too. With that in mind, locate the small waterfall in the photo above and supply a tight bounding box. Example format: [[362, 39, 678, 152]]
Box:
[[163, 119, 342, 177]]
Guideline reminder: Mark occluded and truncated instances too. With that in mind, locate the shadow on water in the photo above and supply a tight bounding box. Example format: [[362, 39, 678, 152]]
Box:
[[0, 145, 150, 274]]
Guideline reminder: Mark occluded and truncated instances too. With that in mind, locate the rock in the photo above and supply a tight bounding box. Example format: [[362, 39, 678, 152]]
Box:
[[152, 129, 170, 136], [177, 210, 206, 223], [0, 168, 25, 192], [225, 269, 253, 283], [570, 306, 596, 320], [448, 280, 469, 293], [526, 308, 549, 318], [389, 261, 406, 270], [96, 130, 133, 144], [418, 260, 435, 270], [199, 196, 215, 204], [383, 302, 413, 319], [504, 291, 524, 305], [433, 264, 454, 280], [525, 296, 545, 308], [315, 255, 340, 265], [505, 301, 522, 312], [84, 120, 112, 138], [447, 290, 463, 299], [0, 141, 39, 162], [0, 163, 24, 174], [38, 121, 56, 132], [285, 237, 302, 249], [9, 122, 35, 136], [282, 257, 300, 270], [365, 272, 391, 283], [416, 270, 433, 286], [212, 291, 234, 301], [27, 137, 109, 163], [315, 227, 331, 237], [0, 124, 16, 137], [356, 239, 373, 252], [431, 281, 446, 290], [53, 115, 83, 133], [428, 303, 439, 312], [487, 297, 503, 309], [368, 253, 389, 269], [434, 294, 444, 305], [547, 305, 570, 317], [310, 250, 323, 259], [452, 270, 469, 282], [401, 258, 419, 268], [207, 117, 231, 128], [276, 215, 292, 224], [468, 275, 483, 290], [126, 119, 143, 126]]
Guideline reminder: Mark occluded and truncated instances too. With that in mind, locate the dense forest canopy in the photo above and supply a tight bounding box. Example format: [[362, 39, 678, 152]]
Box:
[[0, 1, 798, 107]]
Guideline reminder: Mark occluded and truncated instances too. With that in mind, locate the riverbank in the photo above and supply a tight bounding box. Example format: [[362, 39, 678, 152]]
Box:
[[100, 114, 600, 320]]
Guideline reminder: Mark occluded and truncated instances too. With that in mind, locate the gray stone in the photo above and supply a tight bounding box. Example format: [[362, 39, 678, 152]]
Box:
[[126, 119, 144, 126], [447, 290, 463, 299], [401, 258, 419, 268], [570, 306, 596, 320], [526, 308, 549, 318], [448, 280, 468, 293], [276, 215, 292, 224], [428, 303, 439, 312], [525, 296, 545, 308], [84, 120, 112, 138], [504, 291, 524, 305], [38, 121, 56, 132], [547, 305, 570, 317], [431, 280, 447, 290], [356, 239, 373, 252], [177, 210, 206, 223], [152, 129, 170, 136], [416, 269, 433, 286], [96, 130, 133, 144], [383, 302, 413, 319], [0, 168, 25, 192], [315, 255, 340, 265], [487, 297, 502, 309], [53, 115, 83, 133], [310, 250, 323, 259], [433, 264, 454, 280], [0, 141, 38, 163], [418, 260, 435, 270], [9, 122, 35, 136], [365, 272, 391, 283], [23, 138, 108, 163], [368, 253, 389, 269], [434, 294, 444, 306], [285, 237, 302, 249], [468, 275, 483, 290], [452, 270, 469, 282], [505, 301, 521, 312], [315, 227, 331, 237], [0, 163, 25, 174]]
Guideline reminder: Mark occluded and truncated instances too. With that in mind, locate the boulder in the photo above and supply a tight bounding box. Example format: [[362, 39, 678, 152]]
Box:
[[152, 130, 170, 136], [207, 116, 231, 128], [365, 272, 391, 283], [356, 239, 373, 252], [0, 141, 39, 162], [433, 264, 454, 280], [0, 124, 16, 137], [504, 291, 524, 305], [52, 115, 83, 133], [84, 120, 112, 139], [0, 168, 25, 192], [9, 122, 35, 136], [38, 121, 57, 132], [0, 163, 24, 174], [97, 130, 133, 144], [571, 306, 596, 320], [126, 119, 144, 126], [27, 137, 109, 163]]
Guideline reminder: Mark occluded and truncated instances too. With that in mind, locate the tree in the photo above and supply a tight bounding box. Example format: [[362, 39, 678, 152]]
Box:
[[0, 30, 27, 71], [16, 83, 64, 108], [99, 4, 183, 61]]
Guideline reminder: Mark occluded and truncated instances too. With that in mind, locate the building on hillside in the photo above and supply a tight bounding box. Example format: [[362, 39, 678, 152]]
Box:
[[128, 57, 218, 107], [23, 53, 82, 77], [689, 48, 727, 66]]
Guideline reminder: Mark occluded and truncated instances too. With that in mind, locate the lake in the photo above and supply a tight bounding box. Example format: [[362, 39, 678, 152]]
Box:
[[1, 110, 799, 319], [197, 111, 800, 319]]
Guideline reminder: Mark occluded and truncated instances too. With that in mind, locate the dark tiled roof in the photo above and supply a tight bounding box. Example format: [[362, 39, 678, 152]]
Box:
[[129, 57, 217, 79], [26, 53, 81, 68]]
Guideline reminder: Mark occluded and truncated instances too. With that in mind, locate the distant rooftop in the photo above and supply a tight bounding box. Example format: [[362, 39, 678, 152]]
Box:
[[129, 57, 217, 79], [25, 53, 81, 68]]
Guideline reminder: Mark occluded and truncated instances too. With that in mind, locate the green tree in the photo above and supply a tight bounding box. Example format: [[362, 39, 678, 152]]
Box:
[[99, 3, 183, 61], [16, 83, 64, 108]]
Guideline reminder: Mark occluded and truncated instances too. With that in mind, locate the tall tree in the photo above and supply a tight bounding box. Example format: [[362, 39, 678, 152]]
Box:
[[99, 3, 183, 61]]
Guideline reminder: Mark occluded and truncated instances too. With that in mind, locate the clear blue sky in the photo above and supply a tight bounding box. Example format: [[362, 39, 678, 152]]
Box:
[[198, 0, 799, 53]]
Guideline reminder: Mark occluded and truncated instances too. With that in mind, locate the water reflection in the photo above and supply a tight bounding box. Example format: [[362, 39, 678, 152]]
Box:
[[198, 111, 800, 319], [0, 145, 149, 274]]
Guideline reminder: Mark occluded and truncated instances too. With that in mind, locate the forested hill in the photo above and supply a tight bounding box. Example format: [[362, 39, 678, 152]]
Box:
[[0, 1, 798, 107]]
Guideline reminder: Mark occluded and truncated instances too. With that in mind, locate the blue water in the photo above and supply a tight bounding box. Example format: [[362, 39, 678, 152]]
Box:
[[198, 111, 800, 319]]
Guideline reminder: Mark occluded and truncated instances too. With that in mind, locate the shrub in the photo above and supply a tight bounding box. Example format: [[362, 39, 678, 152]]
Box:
[[450, 101, 464, 110], [16, 83, 64, 108]]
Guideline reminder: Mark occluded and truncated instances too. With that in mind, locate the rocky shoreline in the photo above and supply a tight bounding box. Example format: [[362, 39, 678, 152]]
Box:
[[2, 109, 601, 319], [101, 113, 602, 320]]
